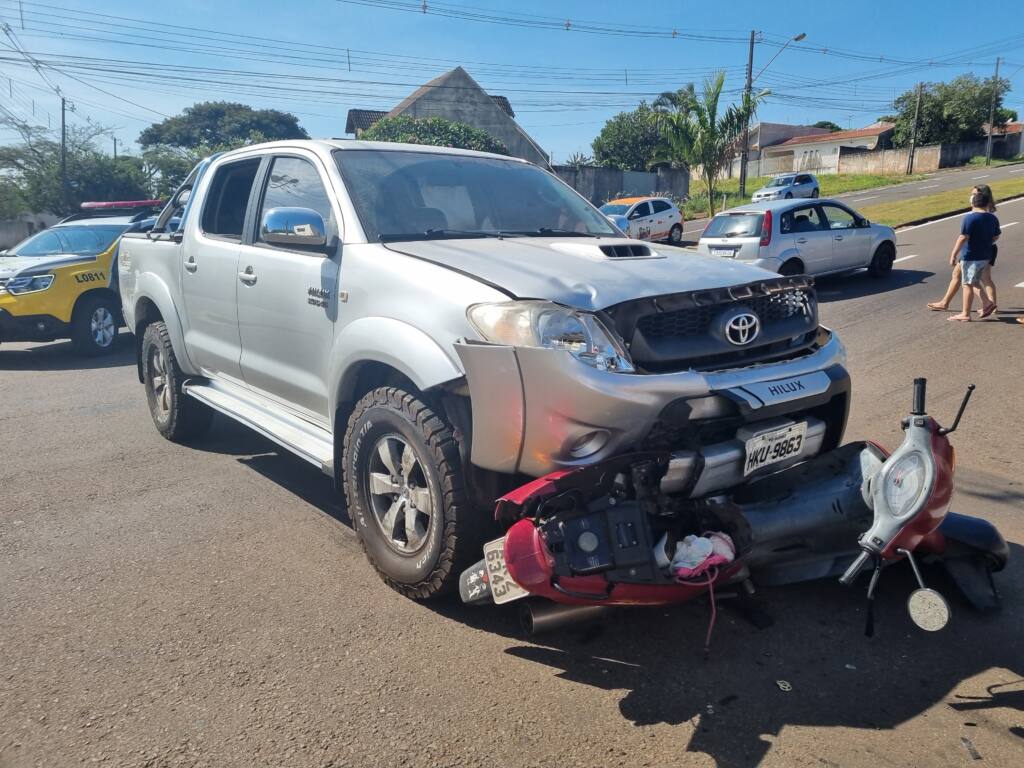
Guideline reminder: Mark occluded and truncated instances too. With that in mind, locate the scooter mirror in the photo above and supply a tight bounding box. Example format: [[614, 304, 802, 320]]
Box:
[[907, 588, 950, 631]]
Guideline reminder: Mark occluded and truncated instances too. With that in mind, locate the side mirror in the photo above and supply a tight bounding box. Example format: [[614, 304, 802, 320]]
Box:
[[175, 187, 191, 207], [260, 207, 328, 249]]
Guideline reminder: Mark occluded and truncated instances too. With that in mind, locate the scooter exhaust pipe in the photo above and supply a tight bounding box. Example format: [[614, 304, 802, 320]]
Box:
[[519, 601, 611, 635]]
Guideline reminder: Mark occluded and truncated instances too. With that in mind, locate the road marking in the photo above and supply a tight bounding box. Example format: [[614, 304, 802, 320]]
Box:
[[1003, 221, 1019, 228], [919, 184, 940, 189], [898, 196, 1024, 231], [971, 174, 991, 179], [852, 195, 879, 202], [1011, 169, 1024, 174], [893, 254, 918, 263], [1017, 282, 1024, 288]]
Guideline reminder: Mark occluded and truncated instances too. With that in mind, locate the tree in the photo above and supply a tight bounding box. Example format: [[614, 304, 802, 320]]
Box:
[[812, 120, 843, 133], [591, 103, 661, 171], [139, 102, 307, 149], [890, 74, 1012, 148], [564, 152, 594, 169], [653, 85, 697, 115], [0, 119, 148, 216], [653, 71, 762, 217], [359, 116, 509, 155]]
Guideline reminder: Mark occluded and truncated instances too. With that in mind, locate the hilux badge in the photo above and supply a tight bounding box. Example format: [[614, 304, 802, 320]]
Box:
[[725, 312, 760, 345]]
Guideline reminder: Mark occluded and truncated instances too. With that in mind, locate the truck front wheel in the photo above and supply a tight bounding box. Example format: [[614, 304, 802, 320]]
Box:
[[141, 321, 212, 442], [343, 386, 482, 599]]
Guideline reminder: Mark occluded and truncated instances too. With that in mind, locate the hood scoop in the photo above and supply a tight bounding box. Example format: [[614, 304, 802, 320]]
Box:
[[549, 241, 660, 260]]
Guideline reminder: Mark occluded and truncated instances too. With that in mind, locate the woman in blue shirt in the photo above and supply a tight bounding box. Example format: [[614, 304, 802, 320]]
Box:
[[948, 186, 1000, 322]]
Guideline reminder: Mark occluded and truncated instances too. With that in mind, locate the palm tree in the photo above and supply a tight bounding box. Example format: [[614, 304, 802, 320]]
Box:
[[652, 85, 696, 115], [653, 72, 763, 217]]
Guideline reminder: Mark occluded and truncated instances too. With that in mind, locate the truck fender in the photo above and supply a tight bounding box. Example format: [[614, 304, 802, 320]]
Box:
[[130, 272, 198, 376], [329, 316, 463, 417]]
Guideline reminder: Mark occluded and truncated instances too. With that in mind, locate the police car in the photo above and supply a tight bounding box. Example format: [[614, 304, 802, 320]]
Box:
[[599, 196, 685, 244], [0, 200, 163, 355]]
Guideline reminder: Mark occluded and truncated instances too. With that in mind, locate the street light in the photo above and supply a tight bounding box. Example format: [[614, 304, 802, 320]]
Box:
[[739, 32, 806, 197]]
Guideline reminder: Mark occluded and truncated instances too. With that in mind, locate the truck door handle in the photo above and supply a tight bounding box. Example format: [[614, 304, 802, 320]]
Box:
[[238, 266, 257, 285], [184, 256, 198, 273], [796, 237, 807, 244]]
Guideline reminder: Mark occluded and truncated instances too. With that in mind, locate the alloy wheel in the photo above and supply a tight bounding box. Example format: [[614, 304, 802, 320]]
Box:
[[149, 346, 171, 416], [91, 307, 116, 348], [367, 434, 433, 554]]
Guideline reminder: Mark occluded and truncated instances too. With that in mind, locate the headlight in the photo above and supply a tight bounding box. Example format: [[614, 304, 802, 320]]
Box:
[[882, 451, 929, 518], [3, 274, 55, 294], [468, 301, 634, 372]]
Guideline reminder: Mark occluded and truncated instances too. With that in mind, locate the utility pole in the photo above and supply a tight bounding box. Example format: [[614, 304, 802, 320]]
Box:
[[906, 82, 922, 175], [113, 136, 117, 159], [984, 57, 1001, 166], [738, 29, 755, 198], [60, 96, 67, 213]]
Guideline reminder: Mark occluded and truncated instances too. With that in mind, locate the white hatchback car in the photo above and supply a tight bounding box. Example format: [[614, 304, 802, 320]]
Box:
[[696, 199, 897, 278], [600, 196, 685, 244], [751, 173, 820, 202]]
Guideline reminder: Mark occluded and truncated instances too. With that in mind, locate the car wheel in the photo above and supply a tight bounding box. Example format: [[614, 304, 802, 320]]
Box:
[[344, 386, 485, 600], [785, 192, 793, 199], [70, 293, 120, 356], [868, 242, 896, 278], [142, 321, 213, 442], [811, 188, 820, 198], [668, 224, 683, 244], [779, 259, 804, 276]]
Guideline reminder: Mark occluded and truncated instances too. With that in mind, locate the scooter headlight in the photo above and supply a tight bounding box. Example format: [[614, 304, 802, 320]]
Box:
[[882, 451, 928, 518], [468, 301, 634, 372], [3, 274, 55, 295]]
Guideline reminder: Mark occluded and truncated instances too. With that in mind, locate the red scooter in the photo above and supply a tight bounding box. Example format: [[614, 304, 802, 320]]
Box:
[[459, 379, 1008, 636]]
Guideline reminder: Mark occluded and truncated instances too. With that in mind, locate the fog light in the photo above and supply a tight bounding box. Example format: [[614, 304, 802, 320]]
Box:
[[568, 430, 610, 459]]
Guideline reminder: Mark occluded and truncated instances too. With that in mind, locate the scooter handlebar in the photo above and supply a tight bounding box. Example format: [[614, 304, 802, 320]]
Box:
[[911, 377, 927, 416], [839, 550, 873, 586]]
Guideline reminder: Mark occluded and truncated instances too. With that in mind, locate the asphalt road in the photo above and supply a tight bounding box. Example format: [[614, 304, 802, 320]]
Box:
[[682, 161, 1024, 240], [2, 209, 1023, 768]]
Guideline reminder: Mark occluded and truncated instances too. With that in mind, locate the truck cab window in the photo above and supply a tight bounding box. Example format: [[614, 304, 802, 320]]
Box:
[[257, 156, 334, 245], [201, 158, 261, 239]]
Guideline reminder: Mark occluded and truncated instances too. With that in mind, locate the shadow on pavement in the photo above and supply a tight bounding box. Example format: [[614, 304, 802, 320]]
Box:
[[0, 333, 134, 371], [815, 268, 934, 303]]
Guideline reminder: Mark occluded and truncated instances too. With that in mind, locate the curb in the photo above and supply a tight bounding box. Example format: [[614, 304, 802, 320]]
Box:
[[891, 191, 1024, 230]]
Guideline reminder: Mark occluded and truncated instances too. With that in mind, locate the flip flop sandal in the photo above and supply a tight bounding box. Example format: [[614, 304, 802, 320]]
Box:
[[978, 305, 998, 319], [927, 303, 948, 311], [948, 315, 972, 322]]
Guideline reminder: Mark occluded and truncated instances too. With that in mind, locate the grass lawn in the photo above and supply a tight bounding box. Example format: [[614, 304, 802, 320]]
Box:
[[858, 176, 1024, 227], [965, 154, 1024, 168], [682, 172, 926, 219]]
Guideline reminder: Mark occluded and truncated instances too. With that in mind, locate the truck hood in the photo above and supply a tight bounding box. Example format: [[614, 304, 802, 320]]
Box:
[[385, 237, 779, 311], [0, 253, 97, 278]]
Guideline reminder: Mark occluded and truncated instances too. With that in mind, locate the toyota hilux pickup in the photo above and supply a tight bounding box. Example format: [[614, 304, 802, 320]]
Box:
[[118, 140, 851, 600]]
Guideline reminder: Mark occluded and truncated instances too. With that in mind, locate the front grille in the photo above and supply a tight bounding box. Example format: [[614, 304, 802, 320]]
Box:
[[638, 289, 812, 339], [604, 276, 819, 372]]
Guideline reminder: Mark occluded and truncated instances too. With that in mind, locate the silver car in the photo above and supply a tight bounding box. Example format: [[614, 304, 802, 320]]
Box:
[[697, 199, 897, 278], [120, 140, 850, 600], [751, 173, 820, 202]]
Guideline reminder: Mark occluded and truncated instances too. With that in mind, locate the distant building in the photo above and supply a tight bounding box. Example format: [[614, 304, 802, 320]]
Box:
[[763, 123, 896, 172], [345, 67, 549, 166]]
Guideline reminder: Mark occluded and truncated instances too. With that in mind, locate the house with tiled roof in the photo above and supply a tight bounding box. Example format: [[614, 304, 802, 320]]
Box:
[[762, 123, 896, 172], [344, 67, 549, 166]]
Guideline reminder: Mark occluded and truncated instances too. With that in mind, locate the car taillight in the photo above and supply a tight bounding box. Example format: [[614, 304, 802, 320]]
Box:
[[760, 210, 772, 247]]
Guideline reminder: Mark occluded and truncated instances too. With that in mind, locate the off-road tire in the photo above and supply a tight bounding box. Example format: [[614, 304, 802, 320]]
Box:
[[141, 321, 212, 442], [344, 386, 484, 600], [70, 293, 120, 356], [868, 242, 895, 278], [668, 224, 683, 244]]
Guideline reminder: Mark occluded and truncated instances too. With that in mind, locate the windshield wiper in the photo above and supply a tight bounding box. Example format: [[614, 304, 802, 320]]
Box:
[[379, 229, 503, 242], [501, 228, 598, 238]]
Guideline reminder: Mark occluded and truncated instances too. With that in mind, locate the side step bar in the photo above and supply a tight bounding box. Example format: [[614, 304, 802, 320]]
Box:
[[183, 379, 334, 475]]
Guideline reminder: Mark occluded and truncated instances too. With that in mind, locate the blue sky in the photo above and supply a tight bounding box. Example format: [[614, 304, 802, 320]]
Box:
[[1, 0, 1023, 161]]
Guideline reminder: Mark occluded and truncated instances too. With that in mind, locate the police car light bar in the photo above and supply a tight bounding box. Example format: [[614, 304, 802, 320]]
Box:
[[80, 199, 163, 210]]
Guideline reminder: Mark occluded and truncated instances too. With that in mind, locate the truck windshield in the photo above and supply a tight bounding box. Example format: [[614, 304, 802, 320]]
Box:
[[334, 149, 618, 242], [7, 225, 128, 257]]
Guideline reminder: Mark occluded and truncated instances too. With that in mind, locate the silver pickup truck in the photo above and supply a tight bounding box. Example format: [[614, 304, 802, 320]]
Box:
[[119, 140, 850, 599]]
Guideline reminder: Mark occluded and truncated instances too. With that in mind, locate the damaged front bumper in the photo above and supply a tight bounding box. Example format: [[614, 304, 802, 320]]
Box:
[[455, 329, 850, 489]]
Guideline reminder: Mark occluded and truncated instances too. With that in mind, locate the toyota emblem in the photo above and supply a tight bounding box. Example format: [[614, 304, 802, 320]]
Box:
[[725, 312, 760, 345]]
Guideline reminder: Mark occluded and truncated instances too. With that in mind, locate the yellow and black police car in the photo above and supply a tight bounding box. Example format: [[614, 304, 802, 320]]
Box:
[[0, 200, 162, 355]]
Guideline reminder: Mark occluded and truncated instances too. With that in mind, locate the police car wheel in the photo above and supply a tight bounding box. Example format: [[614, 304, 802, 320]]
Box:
[[71, 293, 119, 356], [141, 321, 212, 442]]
